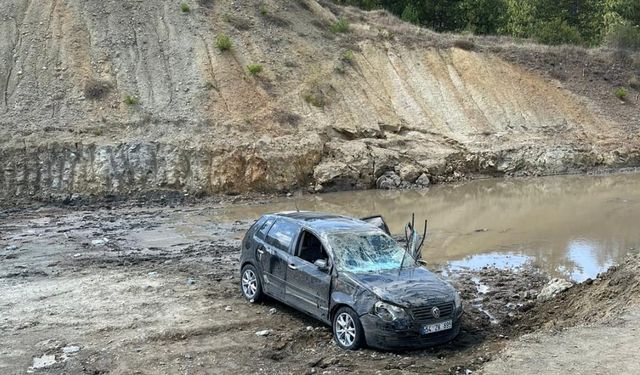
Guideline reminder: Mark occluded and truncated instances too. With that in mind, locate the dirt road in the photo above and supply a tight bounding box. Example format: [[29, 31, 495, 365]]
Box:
[[1, 202, 638, 374], [482, 311, 640, 374]]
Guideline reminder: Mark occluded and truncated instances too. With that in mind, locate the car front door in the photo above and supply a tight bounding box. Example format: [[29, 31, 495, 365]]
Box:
[[259, 219, 299, 300], [285, 230, 332, 320]]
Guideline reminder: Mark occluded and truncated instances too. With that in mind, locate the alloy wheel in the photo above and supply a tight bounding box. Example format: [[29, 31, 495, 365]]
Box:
[[335, 312, 356, 347], [241, 269, 257, 299]]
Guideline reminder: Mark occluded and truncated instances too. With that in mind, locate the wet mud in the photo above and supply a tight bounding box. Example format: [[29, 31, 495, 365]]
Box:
[[0, 201, 564, 375]]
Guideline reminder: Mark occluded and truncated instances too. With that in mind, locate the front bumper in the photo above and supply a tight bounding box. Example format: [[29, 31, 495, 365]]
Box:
[[360, 312, 462, 350]]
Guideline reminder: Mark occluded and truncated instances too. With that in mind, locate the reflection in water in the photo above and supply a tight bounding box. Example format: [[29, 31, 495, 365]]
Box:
[[214, 173, 640, 281]]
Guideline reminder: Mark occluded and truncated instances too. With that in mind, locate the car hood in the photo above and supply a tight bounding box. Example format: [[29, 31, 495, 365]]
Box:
[[345, 266, 456, 307]]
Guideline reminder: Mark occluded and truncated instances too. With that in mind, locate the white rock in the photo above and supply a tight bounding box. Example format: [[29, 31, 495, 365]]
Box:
[[537, 278, 573, 301], [91, 238, 109, 246], [224, 306, 232, 311], [255, 329, 272, 337], [62, 345, 80, 354]]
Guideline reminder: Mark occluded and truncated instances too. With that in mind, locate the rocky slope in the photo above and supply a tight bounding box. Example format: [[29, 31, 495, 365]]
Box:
[[1, 0, 639, 201]]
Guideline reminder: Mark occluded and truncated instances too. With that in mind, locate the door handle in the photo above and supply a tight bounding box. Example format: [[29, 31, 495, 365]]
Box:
[[257, 247, 264, 255], [288, 263, 298, 270]]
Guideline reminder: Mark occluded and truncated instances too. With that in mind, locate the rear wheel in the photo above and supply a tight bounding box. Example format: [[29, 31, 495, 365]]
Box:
[[332, 307, 365, 350], [240, 264, 263, 303]]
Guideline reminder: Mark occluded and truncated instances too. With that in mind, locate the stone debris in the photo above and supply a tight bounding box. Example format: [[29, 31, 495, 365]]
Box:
[[255, 329, 272, 337], [537, 278, 573, 301], [91, 238, 109, 246]]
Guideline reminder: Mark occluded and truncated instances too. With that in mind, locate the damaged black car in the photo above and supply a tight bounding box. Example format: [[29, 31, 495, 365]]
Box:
[[239, 211, 463, 350]]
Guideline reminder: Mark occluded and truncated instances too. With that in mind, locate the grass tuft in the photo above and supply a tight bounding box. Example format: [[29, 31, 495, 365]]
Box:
[[330, 18, 350, 33], [124, 95, 141, 106], [342, 50, 354, 62], [180, 2, 190, 12], [247, 64, 263, 75], [615, 87, 628, 101], [215, 34, 232, 51]]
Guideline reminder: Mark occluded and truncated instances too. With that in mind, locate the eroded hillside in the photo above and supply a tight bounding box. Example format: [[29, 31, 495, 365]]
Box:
[[1, 0, 639, 200]]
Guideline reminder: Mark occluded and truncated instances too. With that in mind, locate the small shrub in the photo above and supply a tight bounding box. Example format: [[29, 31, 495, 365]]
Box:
[[606, 24, 640, 51], [247, 64, 263, 75], [534, 18, 582, 46], [615, 87, 628, 101], [342, 50, 354, 62], [84, 79, 112, 100], [124, 95, 140, 105], [330, 18, 350, 33], [259, 3, 268, 15], [215, 34, 232, 51], [453, 39, 475, 51], [180, 2, 190, 12]]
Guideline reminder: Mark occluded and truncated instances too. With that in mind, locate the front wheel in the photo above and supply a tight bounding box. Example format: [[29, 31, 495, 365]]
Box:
[[240, 264, 263, 303], [332, 307, 365, 350]]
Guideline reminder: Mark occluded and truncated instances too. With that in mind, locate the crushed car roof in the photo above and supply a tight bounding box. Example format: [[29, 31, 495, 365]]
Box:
[[273, 211, 381, 234]]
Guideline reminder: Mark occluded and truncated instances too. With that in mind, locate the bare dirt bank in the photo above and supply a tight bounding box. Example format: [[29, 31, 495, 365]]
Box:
[[483, 254, 640, 374], [2, 202, 639, 374], [1, 0, 639, 201]]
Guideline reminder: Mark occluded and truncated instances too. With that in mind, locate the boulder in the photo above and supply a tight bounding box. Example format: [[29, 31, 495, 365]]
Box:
[[537, 278, 573, 301], [415, 173, 431, 187], [376, 171, 401, 189]]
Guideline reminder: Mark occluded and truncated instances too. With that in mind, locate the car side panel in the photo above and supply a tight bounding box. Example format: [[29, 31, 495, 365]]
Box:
[[285, 257, 331, 321], [257, 239, 289, 300]]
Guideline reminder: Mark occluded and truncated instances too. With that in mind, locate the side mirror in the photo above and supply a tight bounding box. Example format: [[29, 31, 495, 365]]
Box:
[[314, 259, 329, 272]]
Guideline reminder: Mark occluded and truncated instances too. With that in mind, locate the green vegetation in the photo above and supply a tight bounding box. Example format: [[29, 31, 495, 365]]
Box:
[[180, 2, 190, 12], [334, 0, 640, 48], [330, 18, 350, 33], [215, 34, 233, 51], [615, 87, 628, 100], [259, 3, 268, 15], [342, 50, 355, 62], [124, 95, 141, 106], [247, 64, 264, 75]]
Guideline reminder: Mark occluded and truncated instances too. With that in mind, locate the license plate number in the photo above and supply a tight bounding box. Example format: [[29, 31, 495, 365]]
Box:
[[422, 320, 452, 334]]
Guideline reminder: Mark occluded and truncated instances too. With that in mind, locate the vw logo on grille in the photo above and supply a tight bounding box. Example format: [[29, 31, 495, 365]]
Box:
[[431, 306, 440, 318]]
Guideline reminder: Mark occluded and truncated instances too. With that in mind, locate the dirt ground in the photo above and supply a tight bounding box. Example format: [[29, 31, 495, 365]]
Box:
[[1, 202, 638, 374]]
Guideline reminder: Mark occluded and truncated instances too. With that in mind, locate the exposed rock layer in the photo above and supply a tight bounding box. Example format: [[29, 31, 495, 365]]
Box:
[[1, 0, 638, 200]]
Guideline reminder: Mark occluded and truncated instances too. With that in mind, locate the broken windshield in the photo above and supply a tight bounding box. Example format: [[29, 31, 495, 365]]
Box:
[[328, 231, 415, 273]]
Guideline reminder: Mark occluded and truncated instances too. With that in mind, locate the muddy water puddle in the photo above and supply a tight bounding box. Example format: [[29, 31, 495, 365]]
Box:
[[209, 173, 640, 281]]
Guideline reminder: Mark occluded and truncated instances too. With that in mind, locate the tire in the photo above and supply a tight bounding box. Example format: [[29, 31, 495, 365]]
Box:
[[240, 264, 263, 303], [332, 307, 365, 350]]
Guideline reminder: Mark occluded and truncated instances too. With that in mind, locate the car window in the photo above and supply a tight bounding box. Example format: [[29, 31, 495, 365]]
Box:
[[327, 231, 414, 273], [265, 219, 299, 252], [256, 218, 275, 240]]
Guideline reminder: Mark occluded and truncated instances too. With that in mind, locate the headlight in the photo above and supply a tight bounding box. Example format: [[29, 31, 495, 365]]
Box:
[[374, 301, 410, 321], [454, 292, 462, 310]]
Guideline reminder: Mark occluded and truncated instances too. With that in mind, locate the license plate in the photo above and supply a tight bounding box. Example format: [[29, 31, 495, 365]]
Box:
[[421, 320, 452, 334]]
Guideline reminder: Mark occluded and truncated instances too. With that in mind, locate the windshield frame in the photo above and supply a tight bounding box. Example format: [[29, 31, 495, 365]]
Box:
[[325, 229, 417, 273]]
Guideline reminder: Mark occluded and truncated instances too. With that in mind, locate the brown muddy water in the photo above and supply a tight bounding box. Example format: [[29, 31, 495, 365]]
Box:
[[210, 173, 640, 282]]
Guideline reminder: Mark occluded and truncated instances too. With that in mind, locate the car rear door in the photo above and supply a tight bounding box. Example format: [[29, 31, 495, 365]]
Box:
[[259, 219, 299, 300], [285, 231, 332, 321]]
